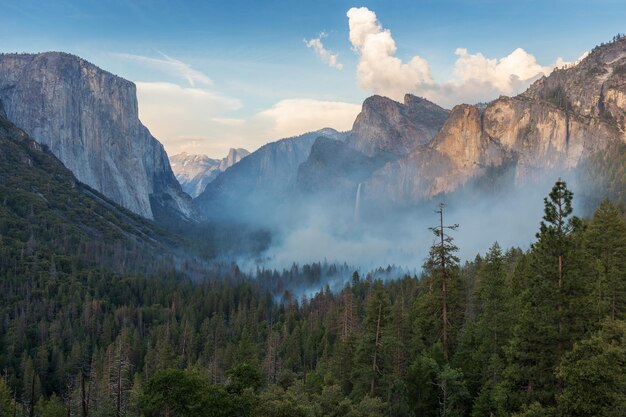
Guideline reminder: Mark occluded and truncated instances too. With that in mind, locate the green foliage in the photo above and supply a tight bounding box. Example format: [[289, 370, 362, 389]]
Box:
[[557, 319, 626, 417], [140, 369, 238, 417], [226, 363, 263, 394], [584, 199, 626, 319], [34, 394, 66, 417], [542, 86, 572, 111]]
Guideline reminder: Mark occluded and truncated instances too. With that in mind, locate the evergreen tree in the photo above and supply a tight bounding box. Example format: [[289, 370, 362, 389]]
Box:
[[503, 180, 592, 412], [557, 319, 626, 417], [584, 199, 626, 320], [351, 281, 390, 398], [415, 203, 463, 360]]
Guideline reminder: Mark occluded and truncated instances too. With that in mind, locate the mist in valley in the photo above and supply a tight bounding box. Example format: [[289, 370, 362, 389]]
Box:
[[215, 166, 585, 277]]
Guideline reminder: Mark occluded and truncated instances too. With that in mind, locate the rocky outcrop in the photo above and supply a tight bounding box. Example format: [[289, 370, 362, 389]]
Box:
[[194, 38, 626, 221], [297, 137, 381, 198], [0, 52, 192, 220], [347, 94, 449, 157], [170, 148, 250, 198], [522, 37, 626, 129]]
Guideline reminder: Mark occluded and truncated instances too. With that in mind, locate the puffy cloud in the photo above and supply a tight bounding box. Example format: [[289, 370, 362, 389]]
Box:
[[124, 52, 361, 157], [346, 7, 434, 101], [453, 47, 552, 95], [346, 7, 588, 107], [304, 33, 343, 70]]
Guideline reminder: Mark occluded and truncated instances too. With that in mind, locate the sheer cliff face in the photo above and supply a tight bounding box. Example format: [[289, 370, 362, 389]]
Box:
[[0, 52, 191, 219], [366, 39, 626, 204]]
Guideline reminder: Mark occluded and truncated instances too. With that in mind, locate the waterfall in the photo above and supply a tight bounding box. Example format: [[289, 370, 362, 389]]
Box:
[[354, 182, 362, 224]]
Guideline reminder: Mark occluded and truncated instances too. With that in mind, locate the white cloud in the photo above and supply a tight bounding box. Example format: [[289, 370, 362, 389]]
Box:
[[255, 99, 360, 140], [346, 7, 434, 101], [346, 7, 588, 107], [135, 82, 242, 156], [135, 82, 359, 157], [304, 33, 343, 70], [117, 52, 212, 87], [122, 52, 359, 158]]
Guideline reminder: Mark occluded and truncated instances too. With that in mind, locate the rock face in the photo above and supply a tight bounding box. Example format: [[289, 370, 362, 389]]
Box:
[[170, 148, 249, 198], [297, 137, 380, 197], [0, 52, 192, 220], [347, 94, 449, 157], [195, 128, 346, 220], [365, 38, 626, 204]]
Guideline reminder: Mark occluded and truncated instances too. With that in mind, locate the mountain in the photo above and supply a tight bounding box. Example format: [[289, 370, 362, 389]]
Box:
[[297, 137, 381, 197], [0, 52, 192, 220], [347, 93, 449, 157], [195, 128, 346, 221], [170, 148, 250, 197], [365, 37, 626, 206], [292, 94, 449, 203]]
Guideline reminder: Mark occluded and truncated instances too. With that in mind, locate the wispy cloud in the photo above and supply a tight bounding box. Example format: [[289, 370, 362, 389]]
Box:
[[304, 32, 343, 70], [116, 51, 212, 87]]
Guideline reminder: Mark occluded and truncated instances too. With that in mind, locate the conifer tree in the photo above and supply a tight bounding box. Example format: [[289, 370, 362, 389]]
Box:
[[352, 281, 390, 398], [503, 180, 592, 412], [584, 199, 626, 320], [416, 203, 463, 360]]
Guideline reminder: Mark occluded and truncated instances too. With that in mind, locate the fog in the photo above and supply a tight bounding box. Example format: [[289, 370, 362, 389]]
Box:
[[218, 168, 588, 274]]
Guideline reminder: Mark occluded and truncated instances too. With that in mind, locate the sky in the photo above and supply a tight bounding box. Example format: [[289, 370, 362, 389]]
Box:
[[1, 0, 625, 158]]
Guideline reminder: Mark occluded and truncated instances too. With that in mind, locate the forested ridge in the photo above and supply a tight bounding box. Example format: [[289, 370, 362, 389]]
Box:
[[2, 110, 626, 417]]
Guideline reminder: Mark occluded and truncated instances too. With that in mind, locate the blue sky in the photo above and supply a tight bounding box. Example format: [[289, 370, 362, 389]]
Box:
[[1, 0, 624, 157]]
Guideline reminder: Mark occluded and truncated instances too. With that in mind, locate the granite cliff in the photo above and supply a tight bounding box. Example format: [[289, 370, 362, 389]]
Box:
[[0, 52, 192, 220]]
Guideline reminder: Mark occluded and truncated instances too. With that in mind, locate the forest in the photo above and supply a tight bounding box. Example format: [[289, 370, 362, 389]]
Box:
[[1, 177, 625, 417]]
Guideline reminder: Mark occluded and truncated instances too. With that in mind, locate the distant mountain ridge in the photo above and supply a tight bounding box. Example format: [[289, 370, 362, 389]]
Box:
[[170, 148, 250, 197], [195, 37, 626, 223], [2, 37, 625, 229], [0, 52, 192, 220]]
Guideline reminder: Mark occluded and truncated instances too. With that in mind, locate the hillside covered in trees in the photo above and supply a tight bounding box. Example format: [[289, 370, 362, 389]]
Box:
[[1, 168, 626, 416]]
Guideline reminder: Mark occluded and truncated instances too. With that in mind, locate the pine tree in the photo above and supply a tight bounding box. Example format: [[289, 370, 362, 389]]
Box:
[[416, 203, 463, 360], [352, 281, 390, 398], [557, 319, 626, 417], [503, 180, 592, 412], [584, 199, 626, 320]]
